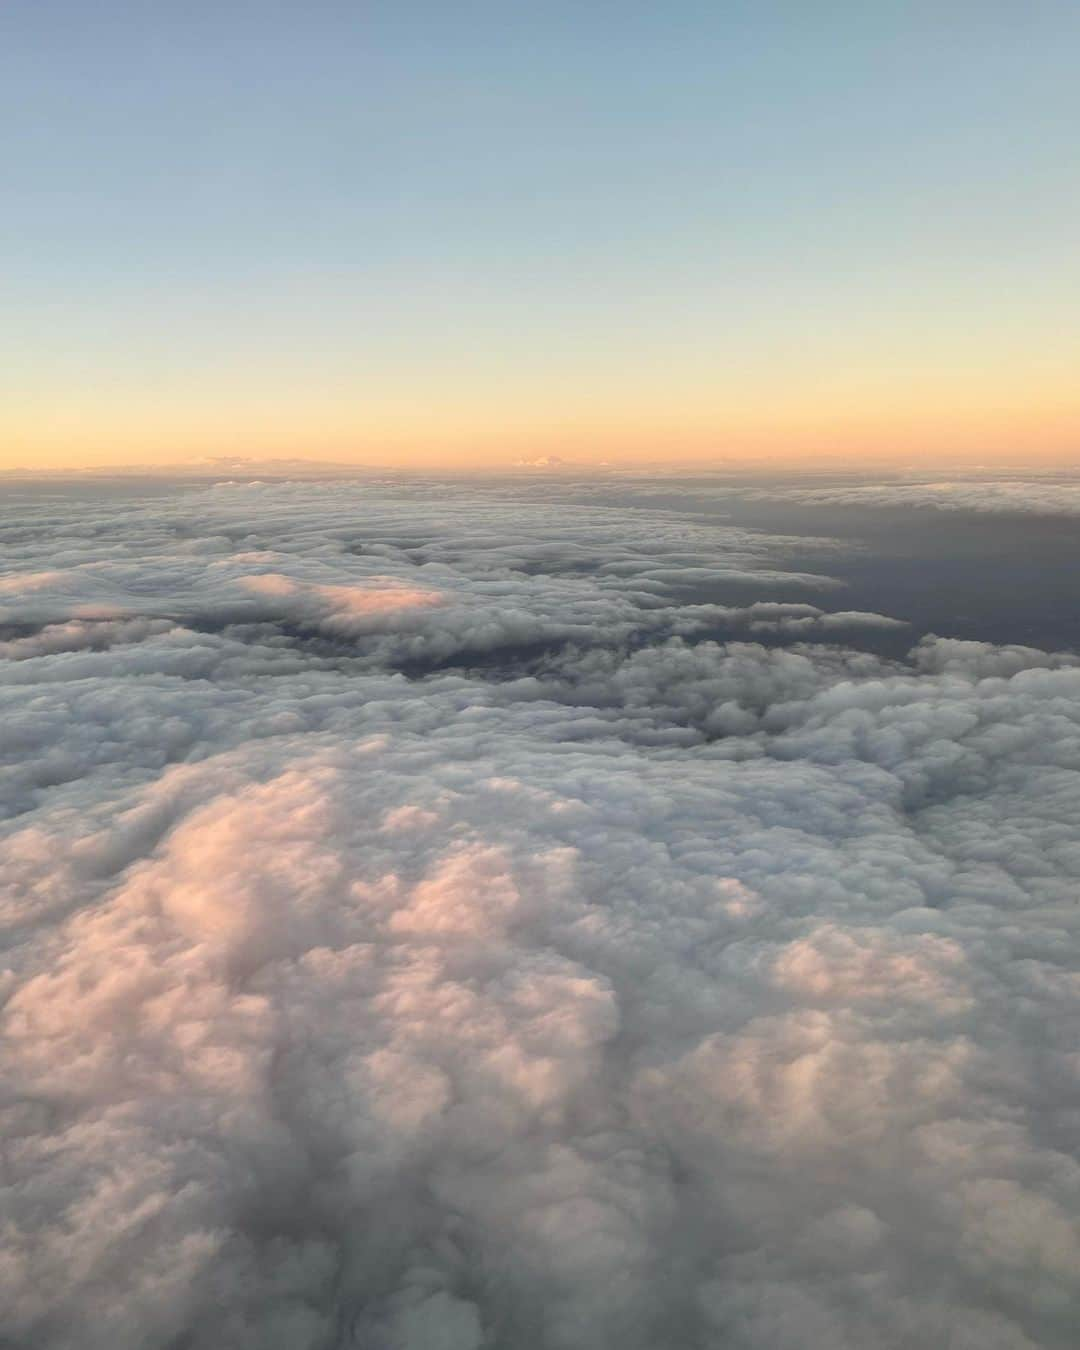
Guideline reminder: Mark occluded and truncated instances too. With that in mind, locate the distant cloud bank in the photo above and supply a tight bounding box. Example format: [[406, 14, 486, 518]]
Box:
[[729, 475, 1080, 516]]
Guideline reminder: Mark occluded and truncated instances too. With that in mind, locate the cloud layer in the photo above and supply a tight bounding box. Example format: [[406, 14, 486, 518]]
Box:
[[727, 476, 1080, 516], [2, 479, 1079, 1350]]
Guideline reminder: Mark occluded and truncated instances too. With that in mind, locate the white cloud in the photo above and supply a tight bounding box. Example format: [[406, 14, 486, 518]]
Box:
[[729, 475, 1080, 516], [1, 479, 1079, 1348]]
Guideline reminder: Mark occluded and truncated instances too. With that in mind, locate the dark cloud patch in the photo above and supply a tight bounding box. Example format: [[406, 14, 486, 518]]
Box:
[[524, 473, 1080, 655]]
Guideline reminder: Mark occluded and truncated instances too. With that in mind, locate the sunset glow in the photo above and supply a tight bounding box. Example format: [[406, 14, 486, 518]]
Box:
[[3, 3, 1079, 472]]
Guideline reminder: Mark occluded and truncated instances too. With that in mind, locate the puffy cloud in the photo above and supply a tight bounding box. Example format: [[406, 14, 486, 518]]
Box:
[[1, 478, 1079, 1349]]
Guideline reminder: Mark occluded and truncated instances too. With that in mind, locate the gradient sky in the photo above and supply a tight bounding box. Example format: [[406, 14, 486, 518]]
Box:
[[3, 1, 1079, 470]]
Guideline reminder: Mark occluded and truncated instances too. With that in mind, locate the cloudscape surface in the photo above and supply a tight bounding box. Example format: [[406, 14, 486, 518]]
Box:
[[3, 469, 1080, 1348]]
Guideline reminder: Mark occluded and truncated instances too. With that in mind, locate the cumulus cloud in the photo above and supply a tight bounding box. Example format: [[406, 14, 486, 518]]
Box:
[[1, 478, 1079, 1349]]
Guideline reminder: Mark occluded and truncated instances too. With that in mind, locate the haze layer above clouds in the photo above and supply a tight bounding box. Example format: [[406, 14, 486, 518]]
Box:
[[3, 474, 1080, 1350]]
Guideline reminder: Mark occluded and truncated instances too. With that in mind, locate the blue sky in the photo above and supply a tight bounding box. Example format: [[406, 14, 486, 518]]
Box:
[[3, 2, 1079, 467]]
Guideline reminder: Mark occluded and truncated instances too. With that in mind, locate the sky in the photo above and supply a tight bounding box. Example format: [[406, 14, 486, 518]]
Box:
[[3, 1, 1080, 470]]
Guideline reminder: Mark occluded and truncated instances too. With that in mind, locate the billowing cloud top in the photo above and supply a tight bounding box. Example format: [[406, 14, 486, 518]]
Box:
[[1, 478, 1078, 1350]]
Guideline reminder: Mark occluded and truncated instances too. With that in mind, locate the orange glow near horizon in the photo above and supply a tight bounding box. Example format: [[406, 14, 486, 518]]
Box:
[[6, 4, 1080, 479], [4, 378, 1079, 474]]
